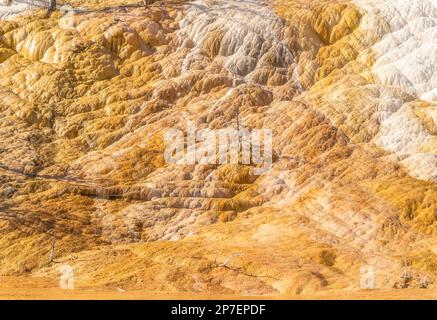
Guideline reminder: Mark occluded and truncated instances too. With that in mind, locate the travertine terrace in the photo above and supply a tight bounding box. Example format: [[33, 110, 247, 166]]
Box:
[[0, 0, 436, 298]]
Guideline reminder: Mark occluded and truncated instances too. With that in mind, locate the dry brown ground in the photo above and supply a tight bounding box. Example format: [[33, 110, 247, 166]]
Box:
[[0, 277, 436, 300]]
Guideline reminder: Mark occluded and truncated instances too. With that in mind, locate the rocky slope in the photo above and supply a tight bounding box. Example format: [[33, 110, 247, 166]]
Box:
[[0, 0, 436, 296]]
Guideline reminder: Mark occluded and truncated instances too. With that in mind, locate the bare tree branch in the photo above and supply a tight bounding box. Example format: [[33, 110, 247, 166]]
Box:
[[48, 238, 56, 265]]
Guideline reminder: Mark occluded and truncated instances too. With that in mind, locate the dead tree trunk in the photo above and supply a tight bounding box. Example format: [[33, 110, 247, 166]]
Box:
[[48, 0, 56, 12], [48, 239, 56, 265]]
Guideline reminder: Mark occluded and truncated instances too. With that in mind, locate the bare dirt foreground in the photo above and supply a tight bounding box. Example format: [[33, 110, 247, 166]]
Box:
[[0, 277, 435, 300]]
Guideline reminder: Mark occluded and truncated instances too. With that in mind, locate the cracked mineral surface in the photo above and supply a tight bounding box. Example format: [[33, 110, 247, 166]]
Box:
[[0, 0, 436, 298]]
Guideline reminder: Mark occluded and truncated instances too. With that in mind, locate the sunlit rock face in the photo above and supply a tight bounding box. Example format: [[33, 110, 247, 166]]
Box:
[[0, 0, 436, 296]]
